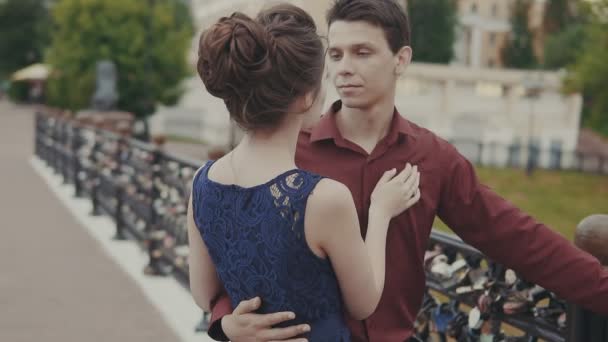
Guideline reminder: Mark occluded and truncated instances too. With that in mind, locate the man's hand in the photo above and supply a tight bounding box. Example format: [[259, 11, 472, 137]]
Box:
[[221, 297, 310, 342]]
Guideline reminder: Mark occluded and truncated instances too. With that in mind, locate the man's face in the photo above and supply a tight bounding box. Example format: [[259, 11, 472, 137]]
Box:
[[327, 20, 409, 110]]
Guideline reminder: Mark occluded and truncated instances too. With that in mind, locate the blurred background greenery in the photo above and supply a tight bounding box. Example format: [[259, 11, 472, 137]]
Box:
[[434, 165, 608, 240], [1, 0, 193, 118]]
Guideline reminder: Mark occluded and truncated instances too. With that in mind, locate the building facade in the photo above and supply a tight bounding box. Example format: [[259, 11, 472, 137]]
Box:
[[452, 0, 547, 68]]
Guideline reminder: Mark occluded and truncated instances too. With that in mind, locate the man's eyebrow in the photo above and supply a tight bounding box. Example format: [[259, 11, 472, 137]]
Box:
[[328, 42, 375, 50], [351, 43, 375, 49]]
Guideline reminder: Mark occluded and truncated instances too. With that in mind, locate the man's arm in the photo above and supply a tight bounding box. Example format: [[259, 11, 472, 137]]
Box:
[[207, 291, 310, 341], [207, 291, 232, 341], [437, 149, 608, 315]]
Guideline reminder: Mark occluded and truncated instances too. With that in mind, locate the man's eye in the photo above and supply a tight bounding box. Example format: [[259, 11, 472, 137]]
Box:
[[329, 53, 342, 60], [357, 50, 371, 56]]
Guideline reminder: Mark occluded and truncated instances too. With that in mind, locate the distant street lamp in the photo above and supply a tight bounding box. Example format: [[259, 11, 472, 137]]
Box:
[[522, 72, 544, 176]]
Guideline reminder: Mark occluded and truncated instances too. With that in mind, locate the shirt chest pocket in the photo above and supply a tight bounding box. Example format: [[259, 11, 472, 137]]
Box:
[[389, 161, 441, 223]]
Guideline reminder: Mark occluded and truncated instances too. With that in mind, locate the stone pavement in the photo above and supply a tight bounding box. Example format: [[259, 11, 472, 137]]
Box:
[[0, 101, 185, 342]]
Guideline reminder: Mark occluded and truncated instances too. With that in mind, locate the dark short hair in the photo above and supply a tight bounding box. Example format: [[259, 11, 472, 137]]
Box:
[[326, 0, 411, 54], [197, 4, 324, 131]]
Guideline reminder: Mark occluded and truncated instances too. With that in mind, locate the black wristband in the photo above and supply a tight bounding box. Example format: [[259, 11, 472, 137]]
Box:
[[207, 316, 230, 341]]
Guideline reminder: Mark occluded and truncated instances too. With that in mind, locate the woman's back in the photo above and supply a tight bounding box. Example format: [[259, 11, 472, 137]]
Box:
[[191, 161, 350, 341]]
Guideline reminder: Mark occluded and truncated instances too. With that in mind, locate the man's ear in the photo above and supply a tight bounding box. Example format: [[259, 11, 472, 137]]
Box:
[[395, 46, 412, 77]]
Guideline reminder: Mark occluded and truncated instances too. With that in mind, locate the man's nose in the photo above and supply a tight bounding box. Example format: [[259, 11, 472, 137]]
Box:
[[336, 54, 354, 76]]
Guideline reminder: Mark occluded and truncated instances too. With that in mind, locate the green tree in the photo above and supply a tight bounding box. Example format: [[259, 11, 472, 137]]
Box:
[[407, 0, 457, 64], [501, 0, 537, 69], [542, 0, 590, 70], [543, 0, 576, 35], [543, 24, 585, 69], [45, 0, 193, 117], [566, 0, 608, 137], [0, 0, 51, 79]]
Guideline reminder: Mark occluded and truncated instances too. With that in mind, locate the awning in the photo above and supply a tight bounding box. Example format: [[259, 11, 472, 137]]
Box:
[[11, 63, 50, 81]]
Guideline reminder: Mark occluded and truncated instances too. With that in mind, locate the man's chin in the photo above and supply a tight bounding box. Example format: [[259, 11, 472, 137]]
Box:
[[340, 97, 367, 109]]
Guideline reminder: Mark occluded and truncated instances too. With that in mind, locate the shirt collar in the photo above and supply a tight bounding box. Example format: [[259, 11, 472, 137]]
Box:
[[310, 100, 413, 143]]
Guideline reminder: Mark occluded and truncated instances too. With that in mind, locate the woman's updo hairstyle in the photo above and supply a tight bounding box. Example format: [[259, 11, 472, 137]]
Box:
[[197, 4, 325, 131]]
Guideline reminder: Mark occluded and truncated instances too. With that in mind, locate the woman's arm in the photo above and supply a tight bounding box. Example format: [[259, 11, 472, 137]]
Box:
[[306, 166, 419, 320], [187, 194, 221, 312], [306, 181, 385, 319]]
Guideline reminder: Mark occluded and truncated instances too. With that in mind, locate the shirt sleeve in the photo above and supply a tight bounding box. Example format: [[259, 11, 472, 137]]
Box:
[[207, 290, 232, 341], [437, 147, 608, 315]]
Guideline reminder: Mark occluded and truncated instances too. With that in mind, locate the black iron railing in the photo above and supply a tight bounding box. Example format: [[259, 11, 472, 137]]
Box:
[[34, 110, 607, 341]]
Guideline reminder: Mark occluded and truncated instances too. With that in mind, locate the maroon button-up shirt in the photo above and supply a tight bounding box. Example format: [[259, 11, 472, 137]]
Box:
[[208, 101, 608, 341]]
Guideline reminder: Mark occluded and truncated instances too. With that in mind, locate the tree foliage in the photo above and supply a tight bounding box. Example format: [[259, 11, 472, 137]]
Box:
[[543, 0, 576, 35], [0, 0, 51, 79], [408, 0, 457, 64], [45, 0, 193, 117], [566, 0, 608, 137], [543, 24, 585, 70], [501, 0, 538, 69]]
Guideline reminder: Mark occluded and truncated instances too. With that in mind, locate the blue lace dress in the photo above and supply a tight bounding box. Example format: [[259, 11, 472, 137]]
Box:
[[191, 161, 351, 341]]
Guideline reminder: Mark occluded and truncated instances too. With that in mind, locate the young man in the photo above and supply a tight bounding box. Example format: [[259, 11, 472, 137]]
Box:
[[206, 0, 608, 340]]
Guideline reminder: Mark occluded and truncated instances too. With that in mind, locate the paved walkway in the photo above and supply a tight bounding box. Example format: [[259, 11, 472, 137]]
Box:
[[0, 101, 182, 341]]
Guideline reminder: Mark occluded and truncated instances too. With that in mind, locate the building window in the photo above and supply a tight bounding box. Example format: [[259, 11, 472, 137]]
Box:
[[488, 59, 495, 68], [491, 4, 498, 17], [471, 3, 478, 14], [489, 33, 496, 46]]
